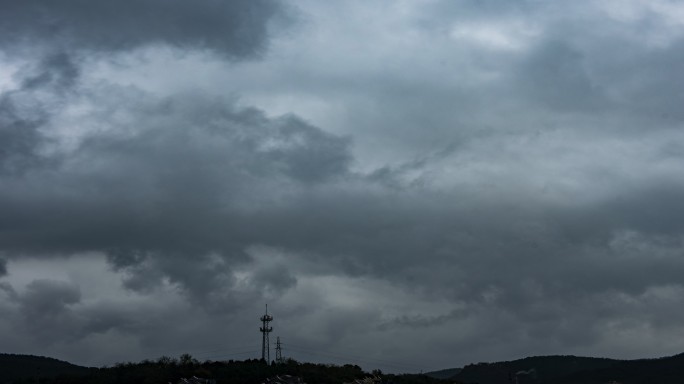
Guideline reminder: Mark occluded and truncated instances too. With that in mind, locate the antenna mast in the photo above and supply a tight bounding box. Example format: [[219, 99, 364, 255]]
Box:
[[275, 336, 283, 364], [260, 304, 273, 363]]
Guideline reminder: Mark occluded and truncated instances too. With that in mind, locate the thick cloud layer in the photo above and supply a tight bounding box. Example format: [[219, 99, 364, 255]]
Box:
[[0, 0, 283, 58], [2, 0, 684, 373]]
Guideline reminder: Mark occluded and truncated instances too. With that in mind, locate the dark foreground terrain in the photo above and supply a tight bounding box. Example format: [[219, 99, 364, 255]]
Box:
[[0, 354, 90, 383], [0, 353, 445, 384], [5, 352, 684, 384], [430, 352, 684, 384]]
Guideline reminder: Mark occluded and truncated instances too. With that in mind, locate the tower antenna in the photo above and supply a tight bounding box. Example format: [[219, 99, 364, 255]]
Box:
[[275, 336, 283, 364], [260, 304, 273, 363]]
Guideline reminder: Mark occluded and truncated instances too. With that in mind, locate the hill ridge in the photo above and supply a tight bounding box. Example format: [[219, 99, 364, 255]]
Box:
[[0, 353, 90, 383], [444, 352, 684, 384]]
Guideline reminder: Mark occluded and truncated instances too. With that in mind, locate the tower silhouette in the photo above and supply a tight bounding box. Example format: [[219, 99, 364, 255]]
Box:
[[275, 336, 283, 364], [260, 305, 273, 362]]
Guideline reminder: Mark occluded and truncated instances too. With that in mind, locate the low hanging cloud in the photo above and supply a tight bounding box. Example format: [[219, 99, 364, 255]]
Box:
[[0, 74, 352, 301], [4, 63, 684, 329]]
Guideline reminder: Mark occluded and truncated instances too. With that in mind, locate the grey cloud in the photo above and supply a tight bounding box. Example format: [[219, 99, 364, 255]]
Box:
[[0, 0, 288, 181], [0, 83, 351, 310], [0, 90, 351, 252], [0, 52, 83, 176], [612, 40, 684, 121], [515, 40, 607, 112], [0, 275, 226, 358], [20, 53, 81, 92], [13, 279, 83, 344], [377, 309, 467, 331], [2, 78, 681, 364], [80, 304, 138, 335], [0, 0, 287, 58], [264, 116, 352, 182], [0, 282, 16, 302], [0, 0, 289, 172], [111, 252, 167, 294], [0, 54, 78, 174], [0, 0, 289, 178], [251, 264, 298, 293], [0, 94, 46, 175], [20, 279, 81, 316]]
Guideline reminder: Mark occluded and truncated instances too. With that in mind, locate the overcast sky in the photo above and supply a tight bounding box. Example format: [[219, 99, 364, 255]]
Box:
[[2, 0, 684, 373]]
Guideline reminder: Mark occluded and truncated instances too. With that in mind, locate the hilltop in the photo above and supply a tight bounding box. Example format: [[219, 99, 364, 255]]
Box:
[[0, 353, 447, 384], [437, 352, 684, 384], [0, 353, 91, 383]]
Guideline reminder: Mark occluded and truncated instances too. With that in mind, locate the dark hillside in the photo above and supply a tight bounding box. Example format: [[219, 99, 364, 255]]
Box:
[[0, 353, 90, 383], [0, 355, 453, 384], [555, 352, 684, 384], [454, 355, 619, 384], [452, 353, 684, 384], [6, 351, 684, 384]]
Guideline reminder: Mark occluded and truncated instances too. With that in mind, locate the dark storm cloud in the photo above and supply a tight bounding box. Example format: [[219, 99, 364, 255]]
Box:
[[3, 71, 684, 354], [19, 279, 81, 316], [0, 274, 197, 351], [251, 263, 298, 293], [0, 0, 288, 175], [0, 81, 351, 308], [0, 89, 45, 175], [0, 0, 285, 58], [14, 280, 83, 343], [0, 0, 301, 323], [0, 52, 80, 175], [0, 0, 287, 177]]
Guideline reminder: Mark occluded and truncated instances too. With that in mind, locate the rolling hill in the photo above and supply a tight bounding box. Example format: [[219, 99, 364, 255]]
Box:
[[442, 353, 684, 384], [0, 353, 91, 383]]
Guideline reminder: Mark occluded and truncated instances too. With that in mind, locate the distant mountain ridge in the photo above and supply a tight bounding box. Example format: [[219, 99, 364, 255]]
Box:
[[0, 353, 90, 383], [437, 352, 684, 384]]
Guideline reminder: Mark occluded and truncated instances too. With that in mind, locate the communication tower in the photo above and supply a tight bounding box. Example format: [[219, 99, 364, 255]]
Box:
[[275, 336, 283, 364], [260, 305, 273, 362]]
